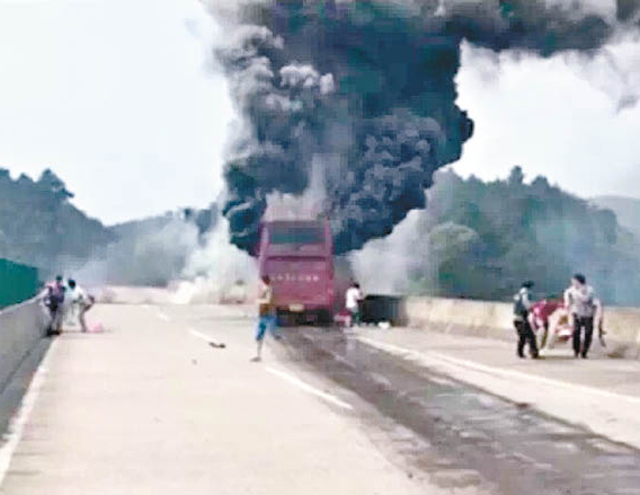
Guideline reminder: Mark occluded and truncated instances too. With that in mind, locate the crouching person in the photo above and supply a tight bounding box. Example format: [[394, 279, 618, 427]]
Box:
[[67, 279, 94, 333]]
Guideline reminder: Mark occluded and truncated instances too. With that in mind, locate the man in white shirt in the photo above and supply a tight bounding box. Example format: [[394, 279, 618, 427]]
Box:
[[564, 273, 600, 359], [66, 279, 94, 332], [345, 282, 364, 327]]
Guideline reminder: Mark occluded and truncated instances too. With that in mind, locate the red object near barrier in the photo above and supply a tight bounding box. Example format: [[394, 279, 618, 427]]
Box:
[[334, 310, 352, 327], [258, 220, 335, 322]]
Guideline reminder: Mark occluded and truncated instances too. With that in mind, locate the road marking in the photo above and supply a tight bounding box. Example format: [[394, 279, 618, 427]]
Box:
[[188, 329, 227, 349], [0, 340, 57, 487], [156, 311, 169, 321], [428, 376, 456, 387], [189, 329, 216, 344], [511, 451, 537, 464], [358, 337, 640, 406], [266, 367, 353, 411], [325, 350, 357, 369]]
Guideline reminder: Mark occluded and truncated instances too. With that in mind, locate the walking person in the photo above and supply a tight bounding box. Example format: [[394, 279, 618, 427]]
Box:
[[564, 274, 600, 359], [252, 276, 278, 362], [513, 281, 539, 359], [345, 281, 364, 327]]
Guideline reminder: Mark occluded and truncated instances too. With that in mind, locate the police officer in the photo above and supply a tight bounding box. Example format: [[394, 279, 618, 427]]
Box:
[[513, 280, 539, 359]]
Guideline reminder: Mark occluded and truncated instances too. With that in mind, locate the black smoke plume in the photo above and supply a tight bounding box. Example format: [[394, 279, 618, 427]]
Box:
[[214, 0, 638, 254]]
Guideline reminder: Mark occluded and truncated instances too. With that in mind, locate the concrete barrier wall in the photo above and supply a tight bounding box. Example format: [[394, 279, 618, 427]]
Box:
[[0, 298, 50, 433], [402, 296, 640, 359]]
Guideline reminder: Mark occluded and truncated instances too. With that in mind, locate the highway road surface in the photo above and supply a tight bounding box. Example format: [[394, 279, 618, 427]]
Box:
[[1, 304, 640, 495]]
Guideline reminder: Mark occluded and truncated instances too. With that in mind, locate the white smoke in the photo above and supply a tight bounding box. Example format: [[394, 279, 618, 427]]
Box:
[[72, 215, 200, 287], [580, 31, 640, 111], [349, 208, 426, 294], [175, 217, 257, 304]]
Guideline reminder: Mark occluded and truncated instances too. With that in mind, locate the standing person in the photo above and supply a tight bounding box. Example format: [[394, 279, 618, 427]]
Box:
[[564, 274, 600, 359], [252, 276, 278, 362], [345, 282, 364, 327], [513, 281, 539, 359], [44, 275, 66, 335]]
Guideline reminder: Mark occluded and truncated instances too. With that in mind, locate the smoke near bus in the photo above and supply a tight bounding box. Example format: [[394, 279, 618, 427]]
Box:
[[209, 0, 640, 255]]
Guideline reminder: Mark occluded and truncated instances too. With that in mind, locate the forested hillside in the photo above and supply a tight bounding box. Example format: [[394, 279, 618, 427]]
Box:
[[0, 168, 217, 284], [406, 168, 640, 305], [592, 196, 640, 241], [3, 166, 639, 303], [0, 168, 114, 271]]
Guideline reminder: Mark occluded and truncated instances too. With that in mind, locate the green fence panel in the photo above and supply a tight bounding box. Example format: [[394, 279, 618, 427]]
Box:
[[0, 259, 40, 309]]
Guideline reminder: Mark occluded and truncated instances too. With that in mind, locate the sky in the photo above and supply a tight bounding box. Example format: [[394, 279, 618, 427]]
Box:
[[0, 0, 234, 225], [0, 1, 639, 226]]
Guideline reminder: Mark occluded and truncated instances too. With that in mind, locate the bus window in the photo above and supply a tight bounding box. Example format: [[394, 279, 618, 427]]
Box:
[[269, 225, 323, 245]]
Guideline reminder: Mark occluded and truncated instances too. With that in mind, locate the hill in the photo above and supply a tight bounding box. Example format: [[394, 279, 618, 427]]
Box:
[[0, 168, 217, 284], [0, 168, 115, 273], [591, 196, 640, 240], [354, 167, 640, 306]]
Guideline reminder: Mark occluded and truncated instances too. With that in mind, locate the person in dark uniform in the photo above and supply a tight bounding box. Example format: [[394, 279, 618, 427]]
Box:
[[44, 275, 66, 335], [513, 281, 539, 359]]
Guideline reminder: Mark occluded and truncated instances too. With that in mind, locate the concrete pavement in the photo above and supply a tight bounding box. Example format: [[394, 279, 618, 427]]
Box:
[[4, 305, 640, 494], [280, 326, 640, 495], [355, 326, 640, 448], [0, 304, 430, 495]]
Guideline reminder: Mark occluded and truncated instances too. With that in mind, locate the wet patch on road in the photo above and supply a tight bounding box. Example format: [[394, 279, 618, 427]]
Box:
[[279, 327, 640, 495]]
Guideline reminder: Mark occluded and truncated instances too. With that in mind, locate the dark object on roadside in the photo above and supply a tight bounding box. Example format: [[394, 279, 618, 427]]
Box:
[[209, 342, 226, 349], [360, 295, 405, 326]]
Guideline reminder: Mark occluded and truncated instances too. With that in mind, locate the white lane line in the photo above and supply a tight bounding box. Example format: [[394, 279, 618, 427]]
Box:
[[189, 329, 216, 343], [266, 367, 353, 411], [188, 329, 226, 348], [156, 311, 169, 321], [358, 337, 640, 406], [0, 340, 57, 487], [429, 376, 456, 387]]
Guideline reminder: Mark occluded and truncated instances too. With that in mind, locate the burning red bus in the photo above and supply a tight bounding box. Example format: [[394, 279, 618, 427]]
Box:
[[258, 219, 335, 323]]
